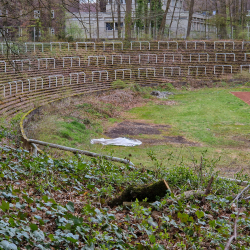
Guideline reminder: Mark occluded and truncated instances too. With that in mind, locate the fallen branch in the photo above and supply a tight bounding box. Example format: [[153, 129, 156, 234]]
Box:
[[232, 184, 250, 204], [217, 176, 249, 187], [224, 211, 239, 250], [174, 190, 205, 202]]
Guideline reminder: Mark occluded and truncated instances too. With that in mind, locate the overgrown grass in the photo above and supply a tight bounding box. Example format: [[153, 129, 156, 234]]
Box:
[[27, 86, 250, 176], [131, 87, 250, 146]]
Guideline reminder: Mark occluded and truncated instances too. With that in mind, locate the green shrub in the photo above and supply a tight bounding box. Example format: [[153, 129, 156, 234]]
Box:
[[111, 80, 127, 89]]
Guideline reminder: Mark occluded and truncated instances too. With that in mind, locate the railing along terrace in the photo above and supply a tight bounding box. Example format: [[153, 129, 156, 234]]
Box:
[[130, 41, 150, 50], [76, 42, 96, 51], [12, 59, 31, 71], [139, 54, 158, 64], [214, 65, 233, 74], [186, 41, 206, 50], [114, 69, 132, 80], [214, 41, 235, 50], [164, 54, 183, 63], [38, 58, 55, 70], [88, 56, 107, 66], [158, 41, 178, 50], [188, 66, 207, 75], [50, 42, 69, 51], [189, 53, 209, 62], [48, 75, 64, 88], [63, 57, 80, 68], [0, 40, 250, 55], [92, 70, 109, 82], [240, 65, 250, 73], [25, 42, 44, 53], [244, 53, 250, 61], [215, 53, 236, 62], [138, 68, 156, 78], [69, 72, 86, 84], [163, 67, 181, 76], [27, 77, 43, 91], [0, 60, 6, 72], [103, 41, 123, 51]]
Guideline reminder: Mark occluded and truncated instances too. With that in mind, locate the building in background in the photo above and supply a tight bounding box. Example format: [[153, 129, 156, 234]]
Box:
[[0, 0, 80, 41], [66, 0, 216, 40]]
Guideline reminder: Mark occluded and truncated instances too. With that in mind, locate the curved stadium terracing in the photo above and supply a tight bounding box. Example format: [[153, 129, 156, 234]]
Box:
[[1, 40, 250, 141]]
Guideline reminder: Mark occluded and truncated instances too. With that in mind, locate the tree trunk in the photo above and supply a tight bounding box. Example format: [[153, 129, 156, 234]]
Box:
[[175, 0, 182, 38], [215, 0, 219, 38], [117, 0, 121, 38], [96, 0, 100, 41], [88, 0, 92, 39], [125, 0, 132, 40], [111, 0, 115, 38], [186, 0, 195, 39], [228, 0, 233, 38], [157, 0, 171, 39], [108, 180, 170, 207], [220, 0, 227, 39], [169, 0, 178, 37], [144, 0, 149, 35]]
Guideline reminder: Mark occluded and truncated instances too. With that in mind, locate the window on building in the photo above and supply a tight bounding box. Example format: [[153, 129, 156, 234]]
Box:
[[51, 10, 54, 19], [51, 28, 55, 35], [34, 10, 40, 19], [106, 22, 123, 30], [115, 22, 123, 29], [106, 22, 113, 30]]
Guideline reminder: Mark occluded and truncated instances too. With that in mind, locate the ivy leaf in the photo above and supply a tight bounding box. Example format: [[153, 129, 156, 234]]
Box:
[[42, 195, 48, 202], [48, 234, 55, 242], [149, 234, 156, 244], [66, 201, 74, 213], [0, 240, 17, 250], [0, 200, 9, 212], [30, 223, 38, 232], [33, 230, 45, 241], [195, 210, 205, 219]]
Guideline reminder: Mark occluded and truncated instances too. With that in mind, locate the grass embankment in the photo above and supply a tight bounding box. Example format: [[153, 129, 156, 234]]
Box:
[[28, 86, 250, 176]]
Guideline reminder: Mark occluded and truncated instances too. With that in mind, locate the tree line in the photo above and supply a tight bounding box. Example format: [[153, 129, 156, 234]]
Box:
[[0, 0, 250, 41]]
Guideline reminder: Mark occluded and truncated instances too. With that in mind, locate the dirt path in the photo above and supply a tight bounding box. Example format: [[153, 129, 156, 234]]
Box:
[[231, 92, 250, 105]]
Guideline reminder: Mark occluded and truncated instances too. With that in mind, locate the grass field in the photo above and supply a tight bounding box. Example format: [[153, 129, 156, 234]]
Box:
[[28, 86, 250, 177]]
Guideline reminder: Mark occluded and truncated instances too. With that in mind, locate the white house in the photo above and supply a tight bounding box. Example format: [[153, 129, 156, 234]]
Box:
[[66, 0, 216, 39]]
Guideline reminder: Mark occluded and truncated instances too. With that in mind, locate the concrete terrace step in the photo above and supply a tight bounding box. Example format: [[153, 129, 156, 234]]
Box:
[[0, 83, 112, 117]]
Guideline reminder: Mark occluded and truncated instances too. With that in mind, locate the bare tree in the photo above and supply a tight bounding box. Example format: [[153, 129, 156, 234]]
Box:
[[157, 0, 171, 39], [125, 0, 132, 40], [220, 0, 227, 38], [95, 0, 100, 40], [117, 0, 121, 38], [186, 0, 195, 38], [169, 0, 179, 38]]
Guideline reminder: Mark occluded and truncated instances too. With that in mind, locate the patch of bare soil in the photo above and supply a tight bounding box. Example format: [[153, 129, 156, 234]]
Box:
[[105, 121, 199, 146], [98, 89, 147, 110], [105, 121, 170, 138], [232, 136, 250, 146], [141, 136, 200, 146]]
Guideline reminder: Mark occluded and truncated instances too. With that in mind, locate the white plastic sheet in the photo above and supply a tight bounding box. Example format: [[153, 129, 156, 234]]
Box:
[[91, 137, 142, 147]]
